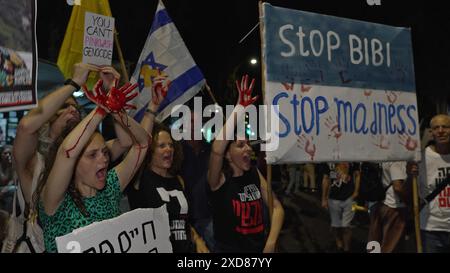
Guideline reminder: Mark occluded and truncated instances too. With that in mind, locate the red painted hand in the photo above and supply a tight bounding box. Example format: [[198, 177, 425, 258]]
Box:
[[152, 72, 171, 105], [236, 74, 258, 107], [82, 80, 108, 110], [105, 81, 139, 113]]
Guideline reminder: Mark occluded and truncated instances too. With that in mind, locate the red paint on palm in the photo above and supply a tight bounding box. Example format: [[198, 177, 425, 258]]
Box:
[[105, 82, 138, 113], [82, 80, 108, 107], [236, 74, 259, 107]]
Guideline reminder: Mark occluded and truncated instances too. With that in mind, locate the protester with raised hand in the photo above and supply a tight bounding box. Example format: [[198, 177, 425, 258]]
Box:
[[13, 63, 132, 210], [207, 75, 284, 253], [36, 78, 150, 253], [128, 75, 209, 253], [13, 63, 89, 207]]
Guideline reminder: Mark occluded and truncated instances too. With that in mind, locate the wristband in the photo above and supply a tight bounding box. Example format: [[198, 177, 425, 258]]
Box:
[[145, 108, 158, 117], [64, 78, 81, 91]]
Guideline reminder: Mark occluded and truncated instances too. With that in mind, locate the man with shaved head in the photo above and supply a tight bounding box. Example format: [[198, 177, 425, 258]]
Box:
[[418, 114, 450, 252]]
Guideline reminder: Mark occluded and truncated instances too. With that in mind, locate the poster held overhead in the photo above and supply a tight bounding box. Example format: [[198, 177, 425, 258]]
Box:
[[82, 12, 114, 66], [0, 0, 37, 112], [260, 3, 420, 164]]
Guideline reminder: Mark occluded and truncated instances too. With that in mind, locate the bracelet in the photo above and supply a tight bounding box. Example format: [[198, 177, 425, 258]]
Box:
[[145, 108, 158, 116], [64, 78, 81, 90]]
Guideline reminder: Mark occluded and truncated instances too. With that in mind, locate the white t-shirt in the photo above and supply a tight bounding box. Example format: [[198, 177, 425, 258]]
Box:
[[419, 147, 450, 232], [382, 161, 407, 208]]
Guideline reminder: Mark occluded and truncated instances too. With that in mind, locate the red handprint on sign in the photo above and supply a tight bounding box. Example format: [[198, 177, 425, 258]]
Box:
[[399, 134, 418, 151], [371, 134, 390, 150], [386, 91, 398, 104], [281, 82, 294, 91], [297, 134, 316, 160], [236, 74, 258, 107], [301, 84, 312, 93], [325, 116, 342, 140], [364, 89, 372, 97]]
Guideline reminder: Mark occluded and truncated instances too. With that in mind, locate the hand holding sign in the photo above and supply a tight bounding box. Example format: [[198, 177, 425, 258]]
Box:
[[72, 63, 100, 88], [236, 74, 258, 107], [99, 66, 121, 91]]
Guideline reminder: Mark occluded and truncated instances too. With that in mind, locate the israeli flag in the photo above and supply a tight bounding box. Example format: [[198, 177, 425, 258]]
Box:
[[130, 0, 205, 121]]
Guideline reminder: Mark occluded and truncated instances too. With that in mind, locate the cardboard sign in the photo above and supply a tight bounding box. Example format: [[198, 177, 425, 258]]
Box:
[[56, 207, 173, 253], [260, 3, 421, 164], [82, 11, 114, 66]]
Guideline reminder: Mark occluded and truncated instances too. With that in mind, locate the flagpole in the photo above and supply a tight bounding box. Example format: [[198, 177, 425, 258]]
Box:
[[114, 30, 129, 82], [258, 0, 273, 220], [204, 83, 218, 104], [412, 175, 423, 253]]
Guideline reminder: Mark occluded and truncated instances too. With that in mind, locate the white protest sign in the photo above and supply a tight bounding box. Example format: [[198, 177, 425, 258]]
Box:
[[82, 11, 114, 66], [56, 207, 173, 253], [260, 4, 420, 163]]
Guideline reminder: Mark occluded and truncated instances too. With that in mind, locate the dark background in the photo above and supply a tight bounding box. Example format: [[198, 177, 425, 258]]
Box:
[[36, 0, 450, 123]]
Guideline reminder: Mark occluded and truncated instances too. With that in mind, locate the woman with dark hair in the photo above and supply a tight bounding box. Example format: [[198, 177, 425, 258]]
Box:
[[35, 79, 150, 253], [207, 75, 284, 253], [127, 75, 209, 253]]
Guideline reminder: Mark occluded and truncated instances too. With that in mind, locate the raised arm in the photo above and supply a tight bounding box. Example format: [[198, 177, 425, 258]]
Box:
[[112, 112, 150, 191], [107, 121, 133, 162], [108, 71, 168, 160], [14, 63, 97, 203], [97, 66, 134, 161], [258, 169, 284, 253], [207, 75, 258, 191], [41, 107, 106, 215], [140, 73, 169, 134]]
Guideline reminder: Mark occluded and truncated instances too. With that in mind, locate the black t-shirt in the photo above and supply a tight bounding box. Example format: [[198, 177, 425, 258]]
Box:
[[209, 167, 265, 252], [128, 169, 192, 253], [324, 163, 359, 201]]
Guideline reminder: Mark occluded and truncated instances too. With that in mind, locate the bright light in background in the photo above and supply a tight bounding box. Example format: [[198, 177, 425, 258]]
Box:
[[250, 58, 257, 65], [73, 90, 84, 98]]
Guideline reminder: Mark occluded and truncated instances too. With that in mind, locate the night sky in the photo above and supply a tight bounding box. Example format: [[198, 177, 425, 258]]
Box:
[[36, 0, 450, 122]]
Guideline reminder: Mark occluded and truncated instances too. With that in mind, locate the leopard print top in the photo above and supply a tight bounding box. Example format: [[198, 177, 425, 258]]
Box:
[[39, 169, 122, 253]]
